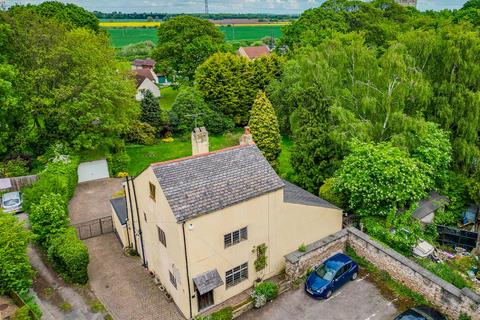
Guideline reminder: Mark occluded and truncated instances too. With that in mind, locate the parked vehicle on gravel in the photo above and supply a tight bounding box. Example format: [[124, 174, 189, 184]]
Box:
[[1, 191, 23, 214], [394, 305, 446, 320], [305, 253, 358, 299]]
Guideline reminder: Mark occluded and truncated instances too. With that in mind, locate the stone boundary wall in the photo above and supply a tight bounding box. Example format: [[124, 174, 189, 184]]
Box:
[[285, 227, 480, 320], [285, 229, 348, 282]]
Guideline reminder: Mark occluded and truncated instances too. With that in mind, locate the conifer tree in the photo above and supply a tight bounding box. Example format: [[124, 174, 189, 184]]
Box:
[[140, 90, 162, 132], [249, 90, 282, 169]]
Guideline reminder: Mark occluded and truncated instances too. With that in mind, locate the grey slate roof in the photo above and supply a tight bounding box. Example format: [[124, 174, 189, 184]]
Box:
[[283, 180, 340, 209], [412, 192, 449, 220], [152, 145, 284, 222], [110, 197, 128, 225], [192, 269, 224, 295]]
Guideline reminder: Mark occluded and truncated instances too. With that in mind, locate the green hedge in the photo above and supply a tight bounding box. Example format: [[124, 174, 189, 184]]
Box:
[[23, 158, 79, 212], [22, 157, 88, 285], [47, 228, 89, 285], [29, 193, 70, 246]]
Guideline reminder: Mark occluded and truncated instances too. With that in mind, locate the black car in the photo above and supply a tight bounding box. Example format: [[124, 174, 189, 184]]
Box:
[[394, 305, 446, 320]]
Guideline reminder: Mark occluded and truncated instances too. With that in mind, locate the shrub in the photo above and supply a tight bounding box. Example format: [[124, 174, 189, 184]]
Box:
[[13, 305, 31, 320], [0, 158, 29, 178], [117, 172, 128, 178], [319, 178, 345, 208], [108, 151, 130, 176], [47, 228, 89, 284], [254, 282, 278, 301], [459, 313, 471, 320], [125, 120, 156, 145], [29, 193, 70, 246]]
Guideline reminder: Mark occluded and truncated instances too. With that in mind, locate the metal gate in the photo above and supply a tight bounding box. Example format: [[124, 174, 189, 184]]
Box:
[[74, 216, 114, 240]]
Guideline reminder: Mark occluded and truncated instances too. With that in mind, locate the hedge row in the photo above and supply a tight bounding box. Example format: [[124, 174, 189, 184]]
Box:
[[24, 157, 89, 285]]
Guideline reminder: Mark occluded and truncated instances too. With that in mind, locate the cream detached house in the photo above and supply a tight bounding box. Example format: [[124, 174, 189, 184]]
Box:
[[112, 128, 343, 319]]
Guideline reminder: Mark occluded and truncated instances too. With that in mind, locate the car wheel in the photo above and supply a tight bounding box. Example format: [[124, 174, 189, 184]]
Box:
[[351, 272, 358, 281], [325, 290, 332, 299]]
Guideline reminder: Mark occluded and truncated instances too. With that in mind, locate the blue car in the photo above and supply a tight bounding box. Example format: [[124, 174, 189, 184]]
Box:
[[305, 253, 358, 299]]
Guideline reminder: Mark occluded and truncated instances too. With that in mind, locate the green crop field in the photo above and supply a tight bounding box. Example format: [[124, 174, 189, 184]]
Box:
[[105, 25, 283, 48]]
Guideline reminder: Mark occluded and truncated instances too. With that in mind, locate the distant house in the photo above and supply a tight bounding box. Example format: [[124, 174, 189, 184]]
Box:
[[237, 45, 271, 60], [112, 127, 343, 319], [395, 0, 417, 7], [132, 58, 159, 84], [412, 192, 449, 224], [134, 69, 160, 101]]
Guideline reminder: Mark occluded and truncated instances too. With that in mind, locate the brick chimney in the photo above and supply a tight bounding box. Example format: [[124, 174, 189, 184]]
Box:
[[239, 126, 254, 146], [192, 127, 209, 156]]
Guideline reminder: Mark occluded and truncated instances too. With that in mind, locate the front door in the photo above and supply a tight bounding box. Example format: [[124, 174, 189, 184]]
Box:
[[197, 290, 214, 311]]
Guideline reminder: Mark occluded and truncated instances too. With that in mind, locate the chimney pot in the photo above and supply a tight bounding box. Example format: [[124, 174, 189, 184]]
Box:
[[192, 127, 209, 156], [239, 126, 254, 146]]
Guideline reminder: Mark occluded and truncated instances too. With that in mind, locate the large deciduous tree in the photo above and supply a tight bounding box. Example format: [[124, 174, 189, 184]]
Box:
[[9, 1, 101, 32], [333, 142, 430, 217], [0, 10, 138, 155], [400, 26, 480, 175], [169, 86, 233, 135], [249, 91, 281, 169], [273, 34, 431, 192], [153, 16, 225, 81]]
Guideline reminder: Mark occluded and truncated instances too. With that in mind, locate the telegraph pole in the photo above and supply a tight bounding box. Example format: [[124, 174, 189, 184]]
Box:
[[205, 0, 209, 14]]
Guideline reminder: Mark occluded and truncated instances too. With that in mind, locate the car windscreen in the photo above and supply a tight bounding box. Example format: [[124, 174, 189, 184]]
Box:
[[3, 198, 19, 206], [315, 264, 336, 281], [394, 309, 427, 320]]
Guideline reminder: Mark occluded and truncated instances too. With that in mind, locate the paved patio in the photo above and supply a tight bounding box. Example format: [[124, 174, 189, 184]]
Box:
[[69, 178, 123, 224], [85, 234, 184, 320]]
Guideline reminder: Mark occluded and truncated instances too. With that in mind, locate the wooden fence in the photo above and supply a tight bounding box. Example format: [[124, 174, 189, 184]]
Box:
[[1, 175, 38, 191]]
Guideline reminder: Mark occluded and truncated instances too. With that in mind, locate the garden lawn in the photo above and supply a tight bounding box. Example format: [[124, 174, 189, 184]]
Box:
[[159, 86, 178, 110], [126, 133, 293, 177]]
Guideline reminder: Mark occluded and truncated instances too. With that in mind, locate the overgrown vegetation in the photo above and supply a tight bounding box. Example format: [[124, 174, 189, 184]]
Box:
[[346, 246, 427, 305], [23, 154, 89, 285], [0, 214, 33, 295]]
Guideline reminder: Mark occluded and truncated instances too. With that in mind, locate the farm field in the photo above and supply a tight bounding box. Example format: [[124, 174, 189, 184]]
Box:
[[105, 25, 283, 47], [100, 21, 288, 27]]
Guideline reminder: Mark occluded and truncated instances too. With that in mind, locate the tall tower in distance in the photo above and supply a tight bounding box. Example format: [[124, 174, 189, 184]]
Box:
[[395, 0, 417, 8], [205, 0, 209, 14]]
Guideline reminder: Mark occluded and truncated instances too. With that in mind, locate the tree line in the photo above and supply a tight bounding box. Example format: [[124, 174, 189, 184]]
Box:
[[93, 12, 297, 21]]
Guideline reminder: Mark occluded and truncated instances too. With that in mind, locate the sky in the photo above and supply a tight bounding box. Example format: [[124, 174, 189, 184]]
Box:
[[3, 0, 466, 14]]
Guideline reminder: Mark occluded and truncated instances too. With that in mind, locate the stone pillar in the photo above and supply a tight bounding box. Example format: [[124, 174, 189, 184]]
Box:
[[239, 126, 254, 146], [192, 127, 209, 156]]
